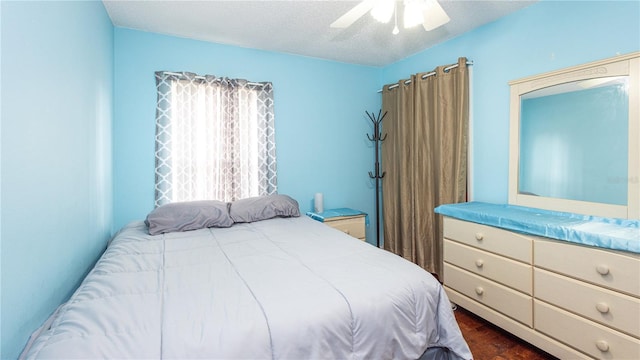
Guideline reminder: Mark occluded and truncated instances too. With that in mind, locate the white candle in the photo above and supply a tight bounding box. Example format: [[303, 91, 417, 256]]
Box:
[[314, 193, 324, 213]]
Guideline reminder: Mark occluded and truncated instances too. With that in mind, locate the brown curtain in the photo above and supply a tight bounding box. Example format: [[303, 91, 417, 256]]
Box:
[[381, 57, 469, 276]]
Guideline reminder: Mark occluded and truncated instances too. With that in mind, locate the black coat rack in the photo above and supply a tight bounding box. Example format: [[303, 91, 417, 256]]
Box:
[[366, 110, 387, 248]]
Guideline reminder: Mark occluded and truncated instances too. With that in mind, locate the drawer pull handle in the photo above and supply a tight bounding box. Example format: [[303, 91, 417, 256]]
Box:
[[595, 340, 610, 352], [596, 265, 610, 276], [596, 302, 610, 314], [475, 259, 484, 268], [474, 286, 484, 295], [475, 233, 484, 241]]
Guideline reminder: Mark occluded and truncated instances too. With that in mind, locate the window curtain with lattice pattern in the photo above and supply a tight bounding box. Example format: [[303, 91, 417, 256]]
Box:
[[154, 71, 276, 207]]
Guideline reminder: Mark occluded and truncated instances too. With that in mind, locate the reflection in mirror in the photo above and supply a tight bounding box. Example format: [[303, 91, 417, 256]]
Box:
[[518, 77, 629, 206]]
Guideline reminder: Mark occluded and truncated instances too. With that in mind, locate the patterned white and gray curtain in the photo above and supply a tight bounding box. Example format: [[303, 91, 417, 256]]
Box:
[[154, 71, 276, 207]]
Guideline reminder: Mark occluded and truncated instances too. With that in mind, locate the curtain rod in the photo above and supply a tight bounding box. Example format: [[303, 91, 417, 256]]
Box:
[[163, 71, 267, 87], [376, 60, 473, 93]]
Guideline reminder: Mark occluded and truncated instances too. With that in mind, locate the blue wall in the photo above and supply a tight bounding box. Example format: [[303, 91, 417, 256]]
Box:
[[112, 29, 381, 235], [0, 1, 113, 358], [382, 0, 640, 204]]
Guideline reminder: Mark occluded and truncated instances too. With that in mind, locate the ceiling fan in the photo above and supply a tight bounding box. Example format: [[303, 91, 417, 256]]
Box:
[[330, 0, 450, 34]]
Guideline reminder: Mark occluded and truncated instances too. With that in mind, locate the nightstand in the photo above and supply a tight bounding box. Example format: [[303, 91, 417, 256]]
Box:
[[306, 208, 367, 241]]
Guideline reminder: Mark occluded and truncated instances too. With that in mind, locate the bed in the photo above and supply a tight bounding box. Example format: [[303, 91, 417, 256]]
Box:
[[21, 196, 472, 359]]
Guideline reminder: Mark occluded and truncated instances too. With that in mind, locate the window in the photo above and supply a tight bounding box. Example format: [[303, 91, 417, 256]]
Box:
[[154, 71, 276, 207]]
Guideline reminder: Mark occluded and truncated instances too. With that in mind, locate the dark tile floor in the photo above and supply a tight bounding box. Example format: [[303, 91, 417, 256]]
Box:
[[454, 307, 558, 360]]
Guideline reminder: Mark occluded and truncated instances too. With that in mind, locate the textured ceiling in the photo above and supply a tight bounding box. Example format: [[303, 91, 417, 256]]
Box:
[[103, 0, 536, 67]]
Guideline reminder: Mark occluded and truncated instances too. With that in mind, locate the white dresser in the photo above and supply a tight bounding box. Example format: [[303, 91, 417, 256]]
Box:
[[443, 217, 640, 359]]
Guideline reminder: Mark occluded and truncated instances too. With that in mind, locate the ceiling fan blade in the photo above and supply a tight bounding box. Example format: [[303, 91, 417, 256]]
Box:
[[330, 0, 376, 29], [422, 0, 450, 31]]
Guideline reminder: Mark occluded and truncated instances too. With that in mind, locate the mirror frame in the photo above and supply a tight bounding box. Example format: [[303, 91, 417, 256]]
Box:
[[509, 52, 639, 219]]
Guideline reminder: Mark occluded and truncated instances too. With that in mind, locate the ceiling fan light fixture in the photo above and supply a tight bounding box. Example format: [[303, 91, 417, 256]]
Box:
[[331, 0, 450, 34], [371, 0, 394, 23], [403, 0, 425, 28], [421, 0, 450, 31]]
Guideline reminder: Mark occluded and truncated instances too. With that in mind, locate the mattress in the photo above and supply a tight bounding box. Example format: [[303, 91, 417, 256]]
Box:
[[21, 216, 472, 359]]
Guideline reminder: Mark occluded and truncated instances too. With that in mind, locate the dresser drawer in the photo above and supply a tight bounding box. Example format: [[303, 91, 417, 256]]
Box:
[[444, 263, 532, 326], [443, 217, 532, 263], [444, 239, 532, 295], [535, 300, 640, 359], [325, 216, 365, 240], [534, 238, 640, 296], [534, 268, 640, 337]]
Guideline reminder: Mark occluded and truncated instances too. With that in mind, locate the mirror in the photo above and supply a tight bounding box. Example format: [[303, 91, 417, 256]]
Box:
[[509, 53, 639, 219], [519, 77, 629, 205]]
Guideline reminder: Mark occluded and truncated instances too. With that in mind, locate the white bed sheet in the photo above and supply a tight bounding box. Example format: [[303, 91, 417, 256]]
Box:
[[22, 216, 472, 359]]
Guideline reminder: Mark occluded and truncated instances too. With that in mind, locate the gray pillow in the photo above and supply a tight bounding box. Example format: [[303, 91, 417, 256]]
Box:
[[145, 200, 233, 235], [230, 194, 300, 223]]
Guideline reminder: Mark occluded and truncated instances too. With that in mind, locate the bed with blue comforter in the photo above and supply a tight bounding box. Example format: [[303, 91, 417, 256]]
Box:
[[21, 213, 471, 359]]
